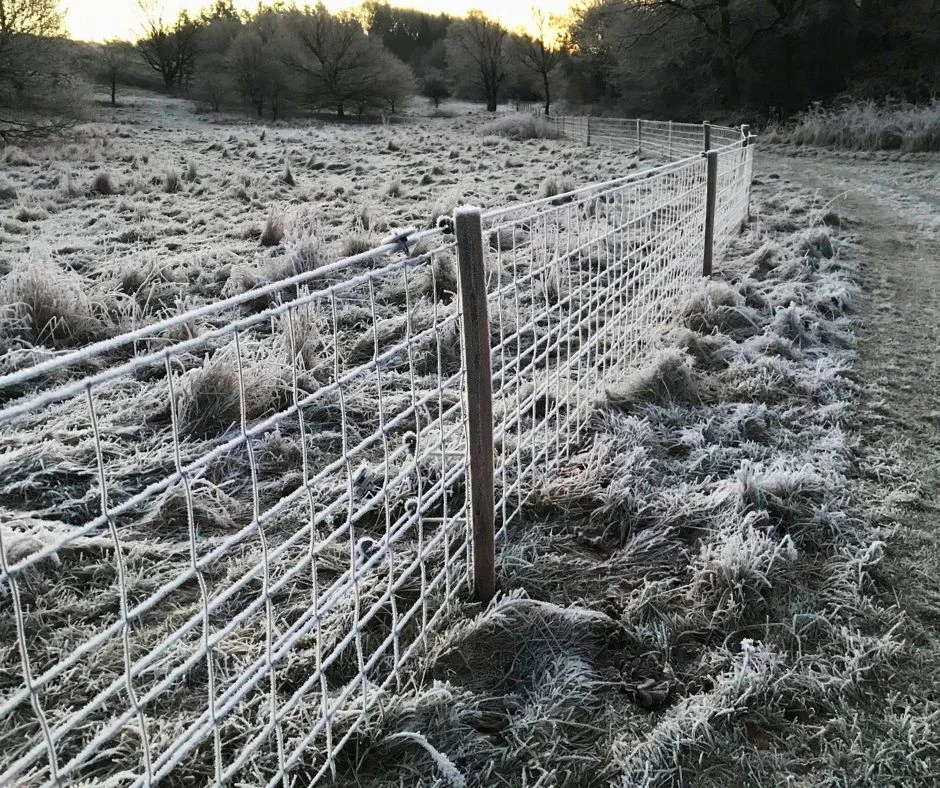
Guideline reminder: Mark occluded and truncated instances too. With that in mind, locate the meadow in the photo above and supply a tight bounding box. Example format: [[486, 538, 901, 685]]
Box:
[[1, 94, 934, 787]]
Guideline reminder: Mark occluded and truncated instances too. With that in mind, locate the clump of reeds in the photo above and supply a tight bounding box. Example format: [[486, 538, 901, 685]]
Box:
[[481, 113, 562, 141]]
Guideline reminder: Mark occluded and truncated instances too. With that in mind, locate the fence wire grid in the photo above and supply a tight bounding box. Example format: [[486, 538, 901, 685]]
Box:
[[0, 117, 754, 786]]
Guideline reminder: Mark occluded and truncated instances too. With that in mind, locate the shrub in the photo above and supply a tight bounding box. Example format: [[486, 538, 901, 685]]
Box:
[[481, 113, 561, 140]]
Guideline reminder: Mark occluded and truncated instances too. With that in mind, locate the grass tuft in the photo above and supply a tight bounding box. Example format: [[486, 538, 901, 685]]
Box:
[[481, 113, 561, 140], [0, 178, 17, 201], [0, 259, 109, 348], [260, 213, 284, 247], [280, 159, 295, 187], [606, 349, 702, 410], [91, 171, 115, 195]]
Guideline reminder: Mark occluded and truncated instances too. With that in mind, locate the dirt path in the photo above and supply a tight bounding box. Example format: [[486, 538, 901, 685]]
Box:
[[760, 151, 939, 492], [761, 150, 940, 747]]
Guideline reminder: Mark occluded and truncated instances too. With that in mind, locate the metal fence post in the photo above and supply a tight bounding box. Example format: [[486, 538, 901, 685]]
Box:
[[454, 207, 496, 604], [703, 150, 718, 277]]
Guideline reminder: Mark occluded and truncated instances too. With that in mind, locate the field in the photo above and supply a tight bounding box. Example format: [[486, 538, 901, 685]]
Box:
[[0, 95, 636, 332], [1, 93, 939, 787]]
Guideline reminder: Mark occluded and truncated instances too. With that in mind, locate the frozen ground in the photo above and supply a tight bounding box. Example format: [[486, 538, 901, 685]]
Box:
[[0, 93, 639, 368], [0, 94, 635, 268], [1, 96, 938, 786], [761, 149, 940, 784]]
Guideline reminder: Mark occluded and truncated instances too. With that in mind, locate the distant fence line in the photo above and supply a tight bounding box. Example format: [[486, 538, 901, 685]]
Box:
[[515, 102, 749, 161], [0, 117, 754, 785]]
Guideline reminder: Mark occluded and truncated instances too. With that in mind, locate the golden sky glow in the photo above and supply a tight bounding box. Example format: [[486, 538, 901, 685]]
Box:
[[62, 0, 576, 42]]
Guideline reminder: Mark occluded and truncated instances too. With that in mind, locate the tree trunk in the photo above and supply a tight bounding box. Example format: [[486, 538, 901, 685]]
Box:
[[717, 0, 741, 108], [781, 29, 799, 114], [723, 55, 741, 108], [256, 99, 263, 118], [542, 72, 551, 116]]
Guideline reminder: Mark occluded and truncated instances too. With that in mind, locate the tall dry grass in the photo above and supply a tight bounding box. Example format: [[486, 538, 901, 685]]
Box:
[[765, 100, 940, 152]]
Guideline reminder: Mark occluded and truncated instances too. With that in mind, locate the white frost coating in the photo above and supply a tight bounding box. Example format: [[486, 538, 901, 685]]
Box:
[[455, 204, 483, 215], [0, 108, 754, 788]]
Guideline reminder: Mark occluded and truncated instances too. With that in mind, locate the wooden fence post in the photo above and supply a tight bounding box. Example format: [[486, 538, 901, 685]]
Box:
[[585, 115, 591, 146], [454, 207, 496, 605], [668, 120, 673, 158], [703, 120, 711, 153], [742, 127, 753, 226], [637, 118, 642, 155], [703, 150, 718, 277]]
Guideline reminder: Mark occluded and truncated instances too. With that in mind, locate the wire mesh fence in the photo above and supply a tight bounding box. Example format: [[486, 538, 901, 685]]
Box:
[[0, 120, 754, 786], [516, 104, 746, 161]]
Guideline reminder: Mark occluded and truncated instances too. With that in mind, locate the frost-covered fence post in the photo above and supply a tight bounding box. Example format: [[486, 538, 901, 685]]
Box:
[[454, 207, 496, 604], [637, 119, 643, 155], [743, 127, 753, 226], [703, 150, 718, 277]]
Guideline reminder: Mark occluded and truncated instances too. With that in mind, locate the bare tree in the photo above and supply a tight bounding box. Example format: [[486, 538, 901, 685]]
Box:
[[136, 2, 199, 92], [231, 29, 268, 117], [420, 67, 451, 107], [446, 11, 507, 112], [193, 0, 242, 111], [598, 0, 821, 110], [0, 0, 80, 141], [99, 40, 134, 105], [513, 9, 562, 116], [0, 0, 64, 93], [371, 48, 416, 113], [283, 3, 414, 117]]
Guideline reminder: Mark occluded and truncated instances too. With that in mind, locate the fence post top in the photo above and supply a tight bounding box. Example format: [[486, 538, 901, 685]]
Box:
[[454, 205, 483, 219]]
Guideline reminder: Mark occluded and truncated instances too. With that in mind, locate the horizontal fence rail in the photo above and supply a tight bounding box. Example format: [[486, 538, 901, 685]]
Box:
[[0, 116, 754, 786]]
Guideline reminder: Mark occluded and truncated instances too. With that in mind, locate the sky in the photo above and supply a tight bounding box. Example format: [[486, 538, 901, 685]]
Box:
[[62, 0, 576, 42]]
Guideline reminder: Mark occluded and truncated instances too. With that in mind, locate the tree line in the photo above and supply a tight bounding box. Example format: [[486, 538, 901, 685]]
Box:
[[1, 0, 937, 141], [564, 0, 939, 119], [89, 1, 564, 121]]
